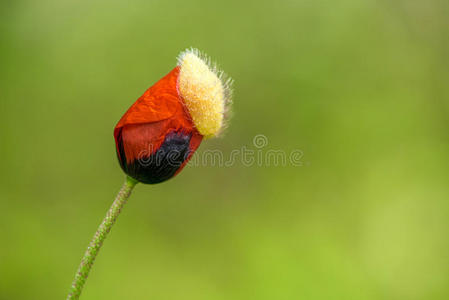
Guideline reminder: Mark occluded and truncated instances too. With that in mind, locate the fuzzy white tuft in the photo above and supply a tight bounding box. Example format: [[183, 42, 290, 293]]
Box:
[[177, 48, 232, 138]]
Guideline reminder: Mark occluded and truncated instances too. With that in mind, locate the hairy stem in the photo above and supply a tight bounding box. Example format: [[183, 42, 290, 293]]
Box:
[[67, 176, 138, 300]]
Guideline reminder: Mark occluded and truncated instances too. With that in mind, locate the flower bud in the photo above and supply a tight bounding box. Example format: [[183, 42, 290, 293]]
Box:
[[114, 49, 232, 184]]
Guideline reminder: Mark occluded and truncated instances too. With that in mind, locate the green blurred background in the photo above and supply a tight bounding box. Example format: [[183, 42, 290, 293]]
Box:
[[1, 0, 449, 299]]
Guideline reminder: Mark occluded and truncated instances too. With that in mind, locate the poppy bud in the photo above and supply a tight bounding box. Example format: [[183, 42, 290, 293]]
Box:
[[114, 49, 232, 184]]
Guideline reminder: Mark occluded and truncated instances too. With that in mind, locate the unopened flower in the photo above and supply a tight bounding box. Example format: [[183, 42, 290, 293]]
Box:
[[114, 49, 232, 184]]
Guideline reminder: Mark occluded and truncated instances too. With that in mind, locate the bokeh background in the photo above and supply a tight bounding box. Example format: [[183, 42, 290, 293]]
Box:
[[1, 0, 449, 299]]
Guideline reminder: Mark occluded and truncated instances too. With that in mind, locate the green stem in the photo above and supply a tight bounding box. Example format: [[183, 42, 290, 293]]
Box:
[[67, 176, 138, 300]]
